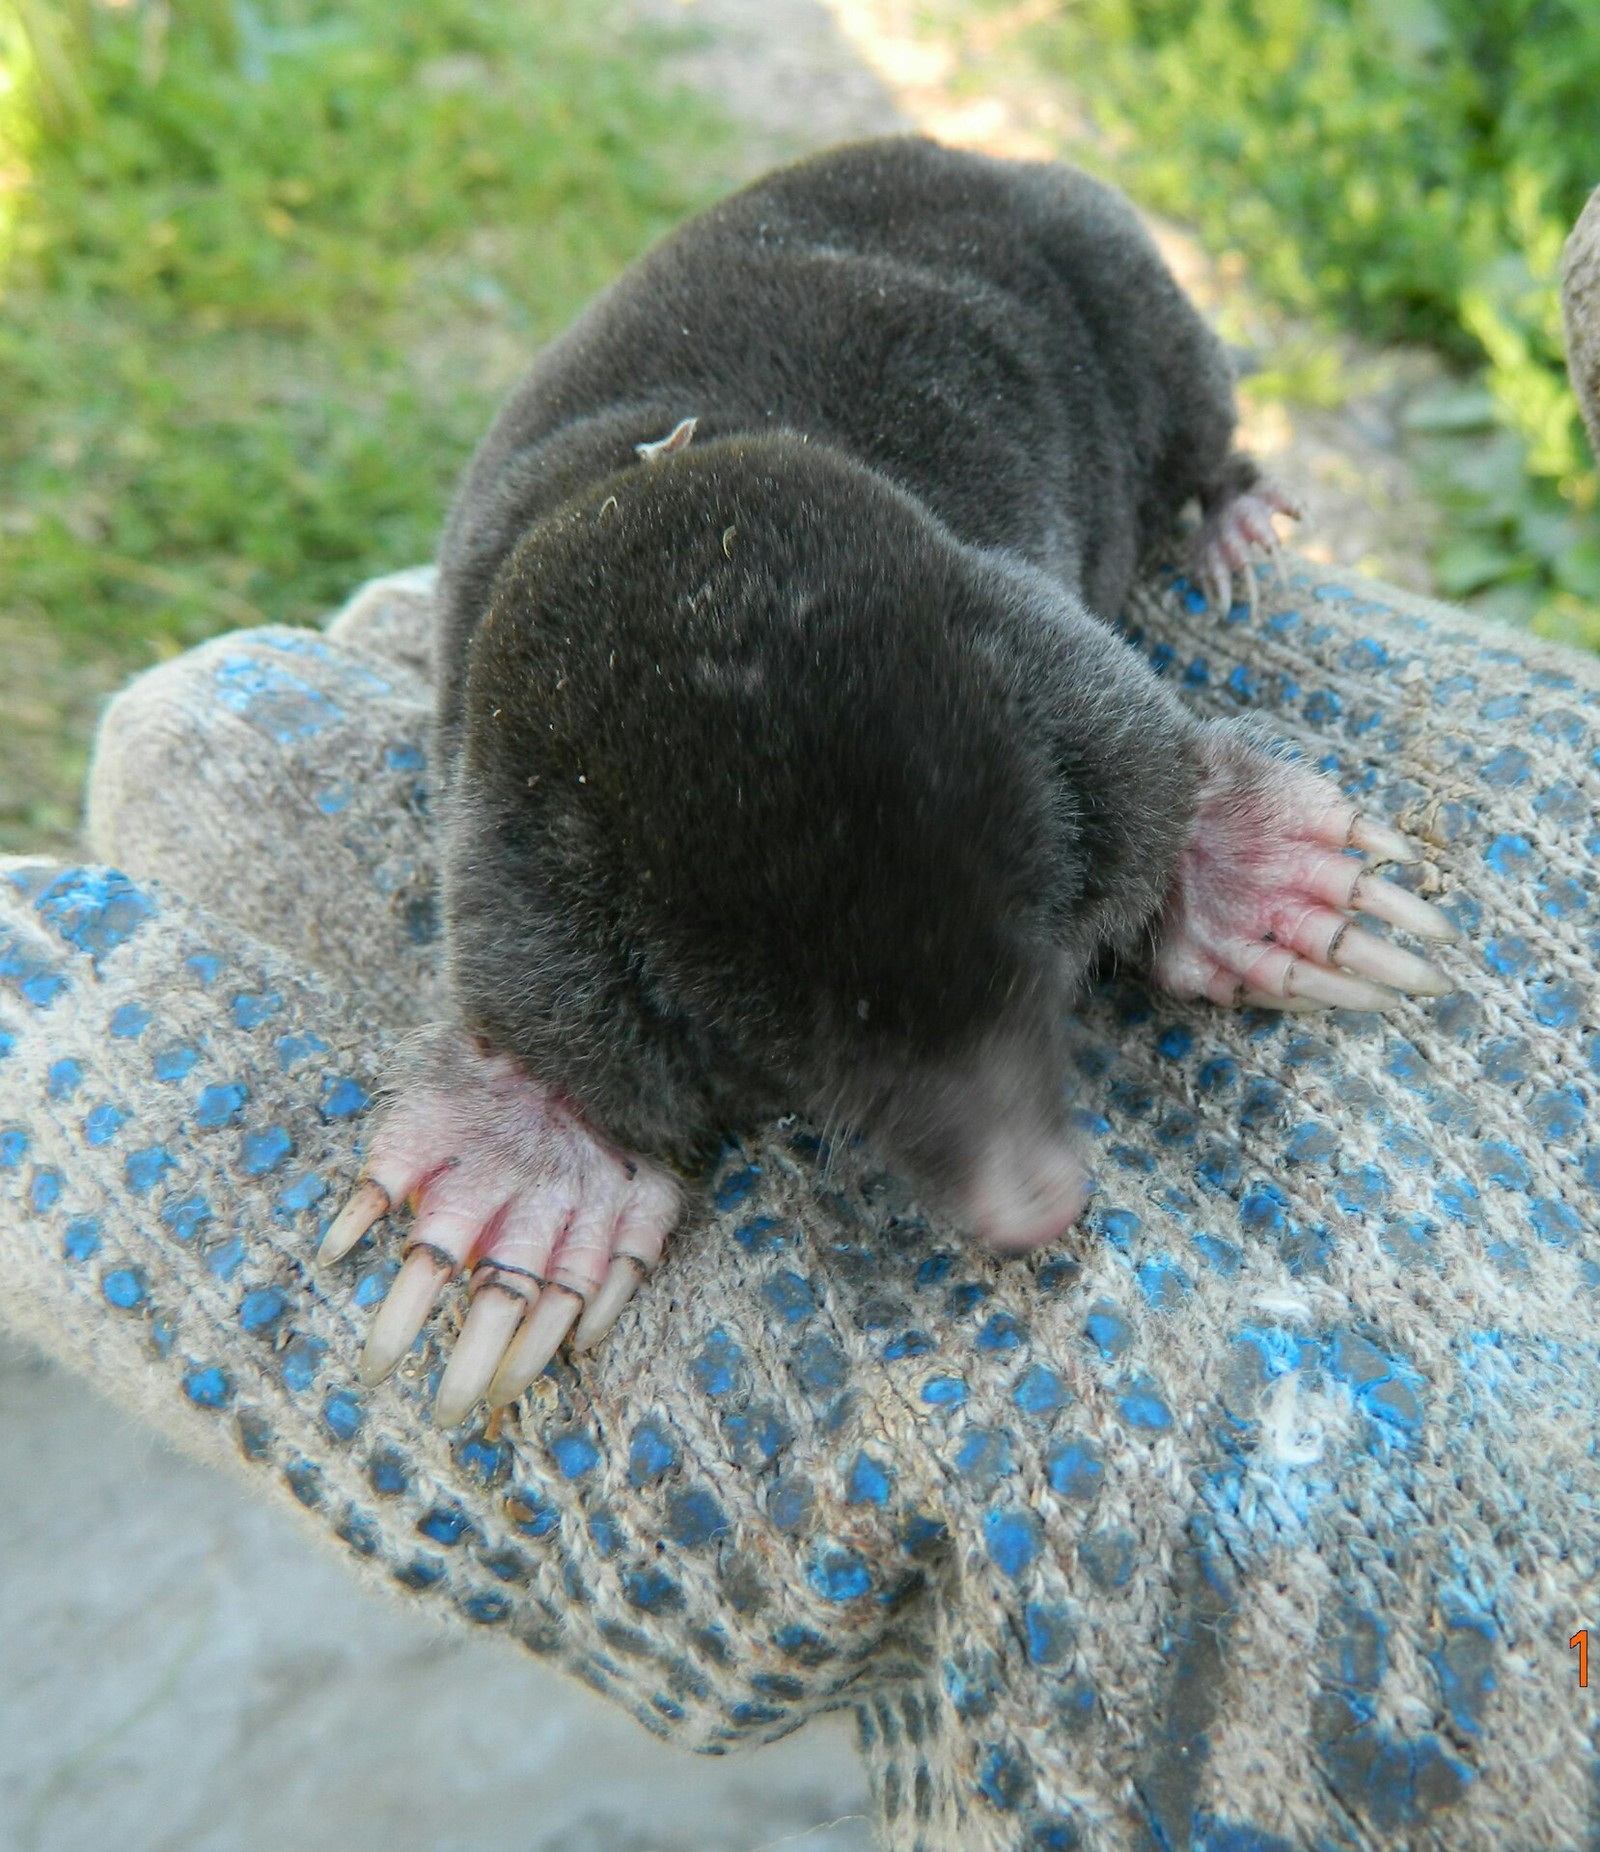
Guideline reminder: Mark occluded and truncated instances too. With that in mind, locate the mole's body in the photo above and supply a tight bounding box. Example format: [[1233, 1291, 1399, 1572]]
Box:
[[322, 139, 1455, 1422]]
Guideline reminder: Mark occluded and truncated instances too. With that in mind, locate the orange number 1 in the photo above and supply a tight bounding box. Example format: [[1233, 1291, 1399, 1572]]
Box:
[[1574, 1630, 1590, 1688]]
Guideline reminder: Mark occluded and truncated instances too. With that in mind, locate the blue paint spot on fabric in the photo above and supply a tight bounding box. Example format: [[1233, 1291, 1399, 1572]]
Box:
[[46, 1057, 84, 1100], [792, 1332, 848, 1396], [63, 1215, 100, 1261], [276, 1031, 330, 1071], [505, 1487, 558, 1535], [1480, 746, 1531, 787], [214, 654, 345, 742], [102, 1267, 147, 1309], [1080, 1527, 1135, 1589], [35, 868, 155, 963], [319, 1076, 370, 1120], [183, 1365, 231, 1408], [418, 1504, 474, 1546], [690, 1329, 744, 1397], [1157, 1025, 1194, 1059], [316, 784, 350, 814], [29, 1168, 61, 1211], [806, 1544, 872, 1601], [125, 1145, 176, 1193], [732, 1214, 785, 1253], [1047, 1439, 1104, 1500], [275, 1171, 327, 1216], [712, 1164, 759, 1210], [0, 930, 66, 1008], [768, 1477, 813, 1532], [722, 1404, 790, 1466], [847, 1452, 892, 1506], [954, 1427, 1016, 1490], [1430, 1610, 1497, 1736], [1530, 1197, 1583, 1247], [394, 1558, 444, 1590], [1118, 1377, 1173, 1432], [1013, 1364, 1066, 1417], [1485, 832, 1535, 877], [921, 1374, 967, 1408], [623, 1568, 684, 1612], [239, 1287, 288, 1334], [1085, 1303, 1132, 1359], [1529, 1086, 1584, 1142], [1191, 1233, 1243, 1277], [185, 951, 223, 984], [550, 1430, 600, 1478], [1023, 1602, 1076, 1667], [160, 1193, 211, 1241], [977, 1746, 1032, 1810], [983, 1508, 1042, 1577], [240, 1125, 293, 1175], [279, 1335, 327, 1393], [206, 1236, 245, 1281], [152, 1043, 200, 1081], [977, 1311, 1025, 1352], [109, 1003, 151, 1038], [883, 1329, 933, 1361], [352, 1265, 393, 1307], [82, 1103, 129, 1147], [195, 1082, 248, 1128], [231, 990, 283, 1029], [761, 1270, 816, 1324], [0, 1127, 26, 1170], [666, 1487, 729, 1546], [1138, 1258, 1193, 1311]]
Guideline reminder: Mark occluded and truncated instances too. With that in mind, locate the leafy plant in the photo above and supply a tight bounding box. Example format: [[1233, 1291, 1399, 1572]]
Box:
[[1014, 0, 1600, 639]]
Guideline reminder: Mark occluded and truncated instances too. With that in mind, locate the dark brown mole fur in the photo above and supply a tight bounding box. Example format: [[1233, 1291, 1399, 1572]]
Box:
[[431, 136, 1249, 1193]]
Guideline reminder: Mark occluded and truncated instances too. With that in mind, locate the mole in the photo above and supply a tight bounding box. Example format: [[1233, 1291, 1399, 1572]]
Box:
[[317, 137, 1456, 1426]]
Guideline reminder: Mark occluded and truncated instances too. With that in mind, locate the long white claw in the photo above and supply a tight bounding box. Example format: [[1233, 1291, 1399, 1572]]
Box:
[[434, 1286, 528, 1427], [1240, 988, 1330, 1012], [358, 1245, 453, 1386], [486, 1285, 583, 1407], [1332, 925, 1453, 996], [1349, 815, 1420, 865], [1353, 871, 1460, 943], [1284, 961, 1396, 1012], [572, 1254, 650, 1352], [318, 1177, 390, 1265]]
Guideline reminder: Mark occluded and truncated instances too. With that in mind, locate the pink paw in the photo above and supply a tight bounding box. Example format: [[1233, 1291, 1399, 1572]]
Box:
[[318, 1028, 682, 1424], [1192, 475, 1303, 617], [1153, 727, 1457, 1011]]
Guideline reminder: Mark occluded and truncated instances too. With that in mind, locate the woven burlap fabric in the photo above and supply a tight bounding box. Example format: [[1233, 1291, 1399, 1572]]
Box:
[[2, 557, 1596, 1851]]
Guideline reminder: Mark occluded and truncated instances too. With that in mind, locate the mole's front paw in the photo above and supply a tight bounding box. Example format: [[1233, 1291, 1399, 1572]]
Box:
[[318, 1027, 682, 1424], [1151, 725, 1458, 1012]]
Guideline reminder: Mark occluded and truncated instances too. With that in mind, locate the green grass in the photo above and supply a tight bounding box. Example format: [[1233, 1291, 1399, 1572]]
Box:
[[0, 0, 733, 665], [1004, 0, 1600, 646]]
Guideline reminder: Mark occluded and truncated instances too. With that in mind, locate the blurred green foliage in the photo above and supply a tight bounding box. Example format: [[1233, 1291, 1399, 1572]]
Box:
[[1018, 0, 1600, 644], [0, 0, 729, 658]]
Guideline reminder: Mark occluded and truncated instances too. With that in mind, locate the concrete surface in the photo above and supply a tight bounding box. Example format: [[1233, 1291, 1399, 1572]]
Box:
[[0, 1335, 874, 1852]]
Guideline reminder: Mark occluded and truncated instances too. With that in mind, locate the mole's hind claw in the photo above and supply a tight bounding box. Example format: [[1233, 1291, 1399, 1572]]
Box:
[[318, 1177, 391, 1265], [1192, 471, 1302, 616]]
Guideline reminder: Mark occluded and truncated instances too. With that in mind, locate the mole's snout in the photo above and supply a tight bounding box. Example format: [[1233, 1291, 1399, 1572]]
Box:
[[962, 1127, 1089, 1254]]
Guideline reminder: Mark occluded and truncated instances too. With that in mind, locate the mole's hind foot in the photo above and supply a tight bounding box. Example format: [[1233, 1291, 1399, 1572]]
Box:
[[1191, 469, 1302, 618], [318, 1026, 681, 1425], [1151, 724, 1458, 1012]]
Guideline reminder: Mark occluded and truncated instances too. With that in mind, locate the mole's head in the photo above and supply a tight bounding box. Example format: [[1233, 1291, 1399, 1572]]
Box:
[[816, 985, 1090, 1253], [455, 432, 1099, 1254]]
